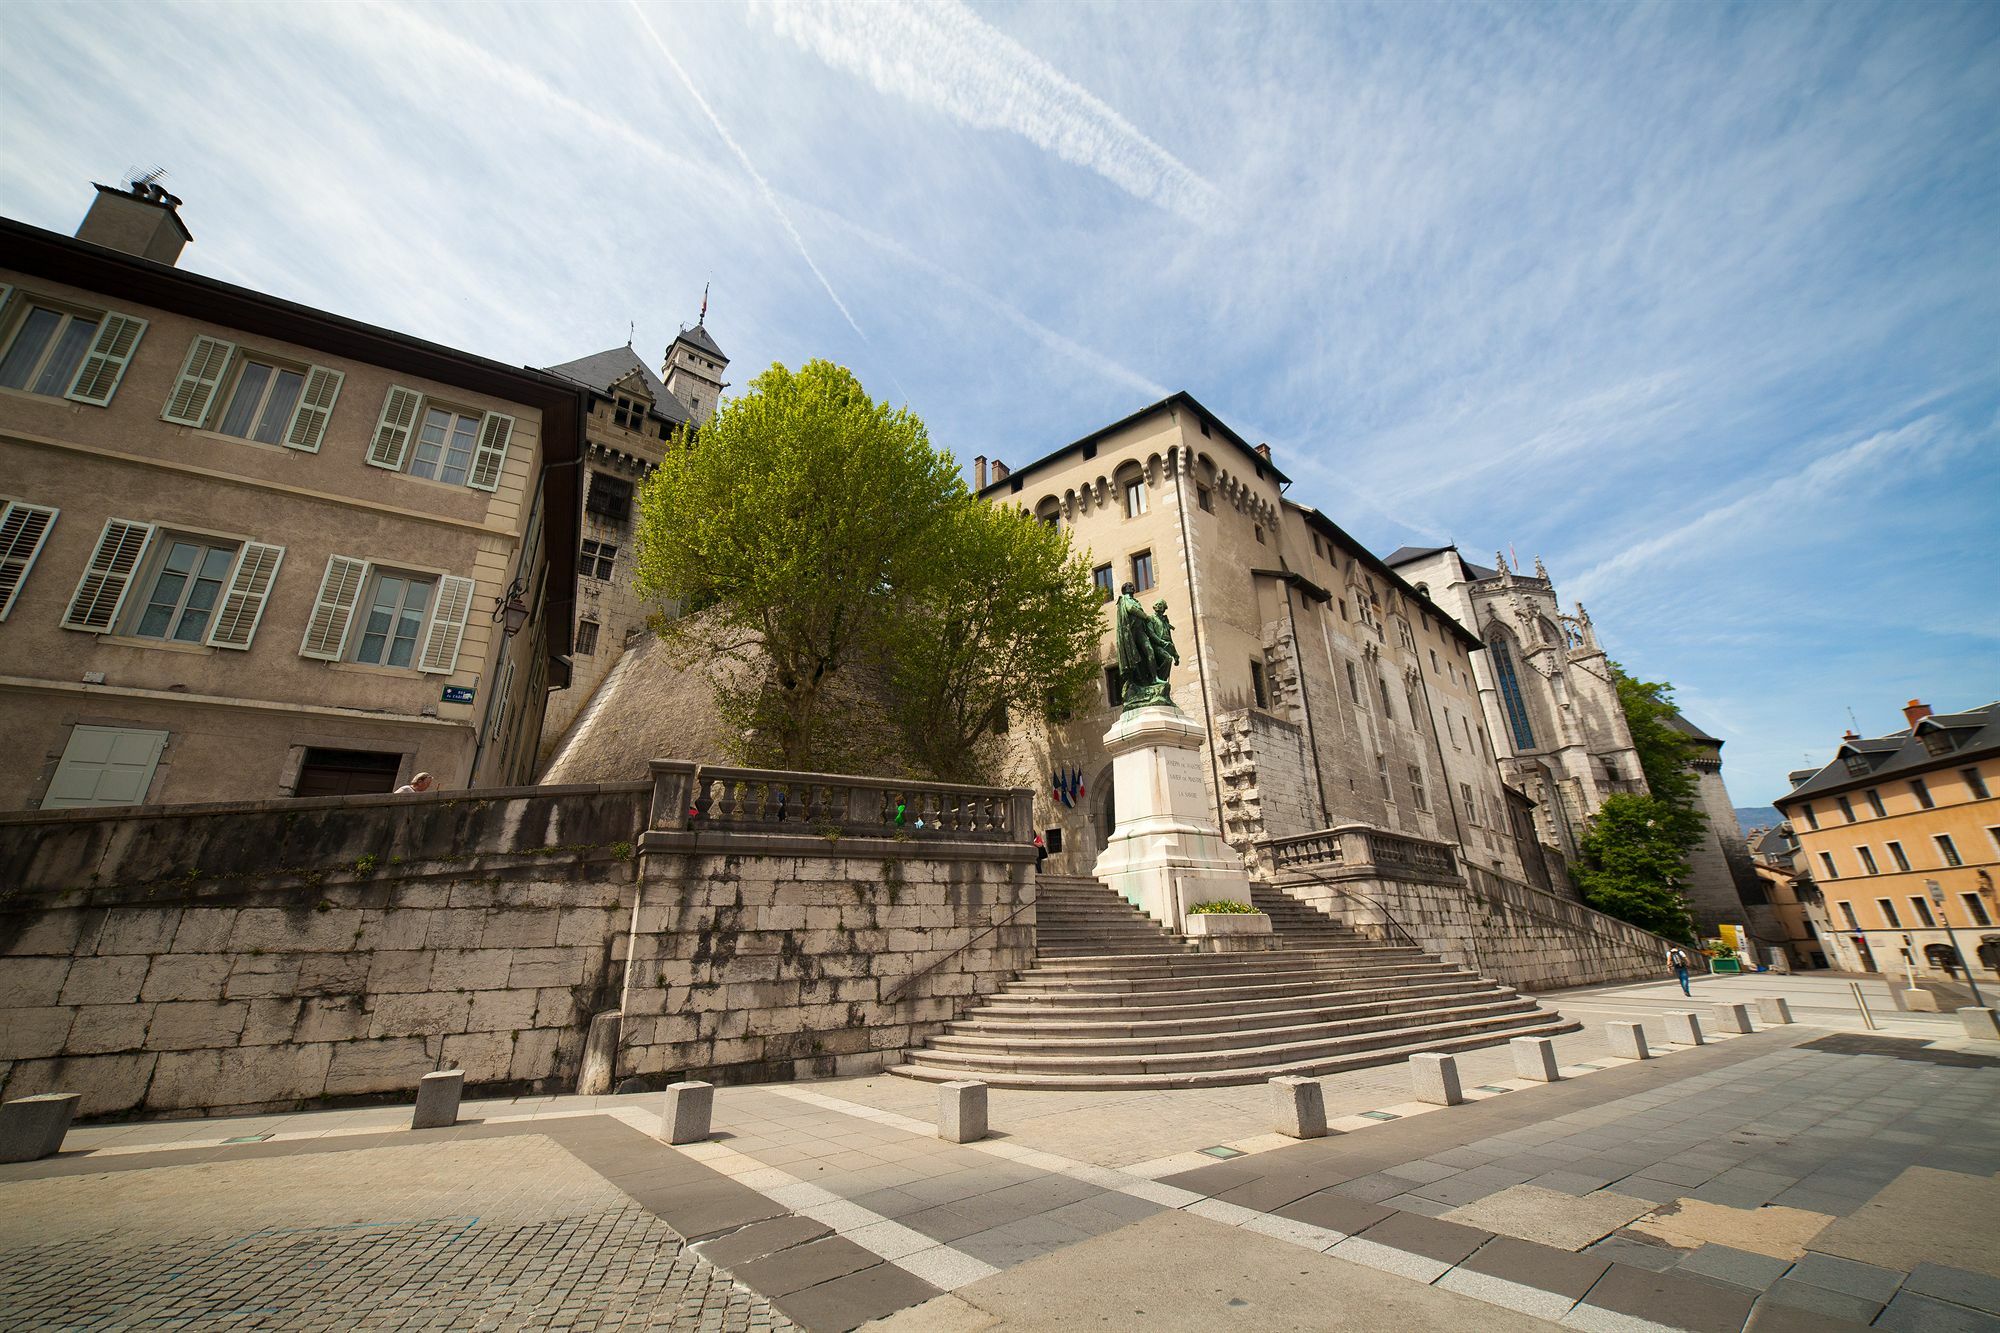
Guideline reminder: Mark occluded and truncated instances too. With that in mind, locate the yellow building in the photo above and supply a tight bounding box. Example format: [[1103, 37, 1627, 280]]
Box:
[[0, 181, 582, 806], [1775, 699, 2000, 984]]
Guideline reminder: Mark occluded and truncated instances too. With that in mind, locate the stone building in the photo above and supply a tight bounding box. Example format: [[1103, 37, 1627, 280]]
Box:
[[981, 392, 1537, 890], [1777, 698, 2000, 983], [0, 182, 582, 807], [537, 319, 728, 762], [1744, 822, 1831, 970]]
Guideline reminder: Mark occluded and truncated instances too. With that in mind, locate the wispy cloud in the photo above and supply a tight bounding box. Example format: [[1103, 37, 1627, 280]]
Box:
[[751, 0, 1224, 227]]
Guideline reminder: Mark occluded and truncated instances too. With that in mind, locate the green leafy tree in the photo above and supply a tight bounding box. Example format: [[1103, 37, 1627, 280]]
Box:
[[632, 360, 959, 769], [1570, 664, 1707, 943], [876, 500, 1103, 781]]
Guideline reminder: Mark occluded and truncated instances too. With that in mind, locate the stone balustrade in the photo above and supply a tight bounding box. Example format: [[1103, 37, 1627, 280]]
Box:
[[1261, 824, 1458, 881], [647, 761, 1032, 846]]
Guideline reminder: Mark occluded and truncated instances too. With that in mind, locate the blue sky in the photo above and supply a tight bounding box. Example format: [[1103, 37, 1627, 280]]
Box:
[[3, 0, 1995, 805]]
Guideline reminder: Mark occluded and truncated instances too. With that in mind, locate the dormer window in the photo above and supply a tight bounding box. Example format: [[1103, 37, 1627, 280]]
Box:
[[1842, 753, 1872, 778], [1920, 727, 1957, 757], [613, 395, 646, 431]]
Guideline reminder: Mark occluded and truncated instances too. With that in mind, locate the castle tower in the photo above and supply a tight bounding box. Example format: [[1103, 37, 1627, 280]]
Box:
[[662, 291, 728, 427]]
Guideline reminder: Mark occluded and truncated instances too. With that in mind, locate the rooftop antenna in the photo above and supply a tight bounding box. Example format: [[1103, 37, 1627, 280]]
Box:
[[627, 320, 635, 348], [123, 164, 168, 190], [1847, 705, 1859, 733], [699, 281, 709, 325]]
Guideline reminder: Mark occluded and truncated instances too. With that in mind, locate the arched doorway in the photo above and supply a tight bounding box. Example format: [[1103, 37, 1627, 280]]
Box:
[[1093, 764, 1117, 858]]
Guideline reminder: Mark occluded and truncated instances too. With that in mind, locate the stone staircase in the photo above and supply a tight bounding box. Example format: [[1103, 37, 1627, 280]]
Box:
[[892, 876, 1574, 1090]]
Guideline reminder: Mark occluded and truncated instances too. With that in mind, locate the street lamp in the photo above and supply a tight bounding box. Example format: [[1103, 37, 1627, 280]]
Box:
[[493, 578, 530, 638], [1928, 878, 1987, 1007]]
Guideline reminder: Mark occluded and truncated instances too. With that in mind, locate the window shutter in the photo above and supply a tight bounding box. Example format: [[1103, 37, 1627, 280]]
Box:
[[467, 412, 514, 492], [367, 386, 423, 470], [0, 500, 59, 621], [206, 542, 286, 650], [0, 285, 13, 316], [160, 335, 236, 427], [299, 554, 368, 660], [417, 574, 476, 674], [65, 313, 148, 406], [62, 519, 154, 631], [284, 365, 344, 452]]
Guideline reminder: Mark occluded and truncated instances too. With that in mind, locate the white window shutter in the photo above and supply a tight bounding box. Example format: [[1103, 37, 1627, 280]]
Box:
[[206, 542, 286, 650], [62, 519, 154, 631], [0, 500, 60, 621], [283, 366, 344, 452], [467, 412, 514, 492], [65, 313, 148, 406], [299, 555, 368, 660], [417, 574, 476, 674], [367, 386, 423, 469], [160, 335, 236, 427]]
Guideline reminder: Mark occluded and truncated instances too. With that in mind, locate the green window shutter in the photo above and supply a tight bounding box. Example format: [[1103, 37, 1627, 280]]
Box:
[[0, 500, 60, 621], [417, 574, 476, 674], [467, 412, 515, 492], [161, 335, 236, 427], [367, 386, 423, 470], [283, 365, 344, 452], [62, 518, 154, 631], [299, 554, 368, 660], [205, 542, 286, 650], [65, 313, 148, 406]]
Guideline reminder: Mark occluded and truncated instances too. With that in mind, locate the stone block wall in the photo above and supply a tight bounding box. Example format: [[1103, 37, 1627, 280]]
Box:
[[0, 784, 646, 1117]]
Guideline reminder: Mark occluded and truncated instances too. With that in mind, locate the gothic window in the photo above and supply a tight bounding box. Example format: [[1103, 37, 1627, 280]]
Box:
[[1117, 465, 1147, 518], [613, 395, 646, 430], [1092, 564, 1114, 603], [1408, 766, 1428, 812], [574, 619, 599, 655], [1345, 660, 1360, 702], [1376, 753, 1391, 800], [1250, 661, 1268, 709], [1491, 638, 1537, 750], [580, 540, 617, 581], [586, 472, 633, 522], [1197, 486, 1214, 513], [1036, 497, 1061, 528]]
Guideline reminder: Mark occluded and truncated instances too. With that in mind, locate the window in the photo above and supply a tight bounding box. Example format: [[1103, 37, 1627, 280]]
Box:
[[216, 362, 304, 444], [0, 299, 145, 405], [1910, 897, 1935, 927], [59, 519, 283, 650], [1865, 788, 1885, 817], [1856, 846, 1878, 875], [1935, 834, 1962, 867], [0, 498, 59, 621], [1877, 899, 1901, 928], [1964, 894, 1993, 927], [1131, 550, 1154, 592], [1837, 795, 1855, 823], [1104, 664, 1123, 707], [366, 386, 513, 491], [1490, 638, 1536, 749], [1461, 782, 1478, 825], [1990, 826, 2000, 855], [131, 538, 236, 643], [1887, 841, 1911, 872], [1254, 524, 1265, 544], [586, 473, 634, 522], [1911, 778, 1934, 809], [1377, 675, 1393, 719], [1250, 661, 1268, 709], [1444, 706, 1461, 749], [574, 619, 599, 656], [1197, 486, 1214, 513], [581, 540, 617, 580], [1123, 478, 1147, 518], [1843, 753, 1872, 778], [292, 748, 402, 798], [1430, 649, 1439, 672], [1376, 753, 1391, 800], [1345, 660, 1360, 702], [1312, 534, 1323, 558], [1820, 851, 1839, 879], [298, 555, 473, 674], [1838, 901, 1860, 930], [1092, 564, 1115, 602], [1801, 803, 1818, 830], [1409, 766, 1428, 812], [1964, 767, 1990, 800], [613, 395, 647, 430], [1921, 729, 1957, 758], [42, 725, 167, 809]]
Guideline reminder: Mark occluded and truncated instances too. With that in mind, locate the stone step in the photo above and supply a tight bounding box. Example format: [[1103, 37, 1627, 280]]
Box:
[[1023, 945, 1427, 973], [954, 979, 1518, 1036], [900, 1008, 1571, 1084], [1002, 960, 1468, 996], [994, 968, 1488, 1011]]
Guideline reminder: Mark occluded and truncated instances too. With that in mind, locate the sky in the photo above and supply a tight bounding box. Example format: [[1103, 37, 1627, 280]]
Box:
[[2, 0, 1995, 805]]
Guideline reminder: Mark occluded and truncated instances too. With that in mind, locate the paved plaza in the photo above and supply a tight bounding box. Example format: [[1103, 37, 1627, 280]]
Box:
[[4, 974, 1997, 1331]]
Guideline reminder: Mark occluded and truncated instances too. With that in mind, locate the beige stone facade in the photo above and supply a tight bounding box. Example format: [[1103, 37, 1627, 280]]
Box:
[[979, 393, 1533, 891], [0, 185, 581, 809]]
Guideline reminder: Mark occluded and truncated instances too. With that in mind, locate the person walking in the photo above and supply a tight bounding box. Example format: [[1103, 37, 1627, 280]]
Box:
[[1668, 945, 1692, 996], [1033, 832, 1048, 871]]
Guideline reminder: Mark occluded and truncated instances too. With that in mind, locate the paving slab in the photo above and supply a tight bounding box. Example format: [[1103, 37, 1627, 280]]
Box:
[[1567, 1262, 1758, 1333], [1904, 1262, 2000, 1316], [1673, 1243, 1793, 1292], [1756, 1276, 1885, 1324], [1805, 1166, 2000, 1279], [1272, 1189, 1394, 1237], [774, 1259, 941, 1330], [1873, 1290, 2000, 1333], [1783, 1250, 1906, 1303], [1442, 1185, 1653, 1252], [1624, 1198, 1834, 1260]]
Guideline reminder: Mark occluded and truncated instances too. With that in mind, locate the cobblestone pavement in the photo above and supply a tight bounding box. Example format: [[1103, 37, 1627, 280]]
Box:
[[0, 1137, 790, 1331]]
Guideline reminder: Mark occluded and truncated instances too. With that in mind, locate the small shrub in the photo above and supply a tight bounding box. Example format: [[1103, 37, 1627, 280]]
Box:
[[1188, 900, 1256, 914]]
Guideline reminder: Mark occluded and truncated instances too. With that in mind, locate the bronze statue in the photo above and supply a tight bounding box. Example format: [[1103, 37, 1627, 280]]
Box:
[[1113, 583, 1179, 711]]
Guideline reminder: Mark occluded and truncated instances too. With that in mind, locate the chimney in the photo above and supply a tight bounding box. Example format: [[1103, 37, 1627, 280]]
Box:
[[974, 455, 987, 489], [76, 180, 192, 265], [1903, 699, 1932, 728], [991, 459, 1010, 483], [1253, 443, 1272, 462], [1841, 729, 1860, 742]]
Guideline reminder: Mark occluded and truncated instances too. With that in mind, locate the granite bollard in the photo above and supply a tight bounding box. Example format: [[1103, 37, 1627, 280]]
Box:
[[0, 1093, 81, 1163], [939, 1080, 988, 1143], [1664, 1011, 1706, 1046], [660, 1081, 714, 1145], [1755, 997, 1794, 1025], [1958, 1007, 2000, 1041], [411, 1069, 465, 1130], [1271, 1075, 1329, 1137], [1607, 1022, 1650, 1060], [1410, 1053, 1463, 1105], [1712, 1003, 1754, 1034], [1511, 1036, 1560, 1082]]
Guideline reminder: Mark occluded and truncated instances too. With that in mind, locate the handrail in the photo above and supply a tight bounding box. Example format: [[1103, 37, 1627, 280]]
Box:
[[881, 892, 1039, 1006], [1277, 869, 1425, 953]]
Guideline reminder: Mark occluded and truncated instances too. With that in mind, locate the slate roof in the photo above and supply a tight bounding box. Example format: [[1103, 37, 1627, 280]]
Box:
[[1665, 712, 1722, 746], [673, 322, 726, 360], [544, 345, 692, 425], [1382, 544, 1500, 583], [1777, 701, 2000, 810]]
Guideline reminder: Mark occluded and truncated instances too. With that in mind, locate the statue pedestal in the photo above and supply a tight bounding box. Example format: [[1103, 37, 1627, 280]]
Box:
[[1092, 706, 1256, 931]]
